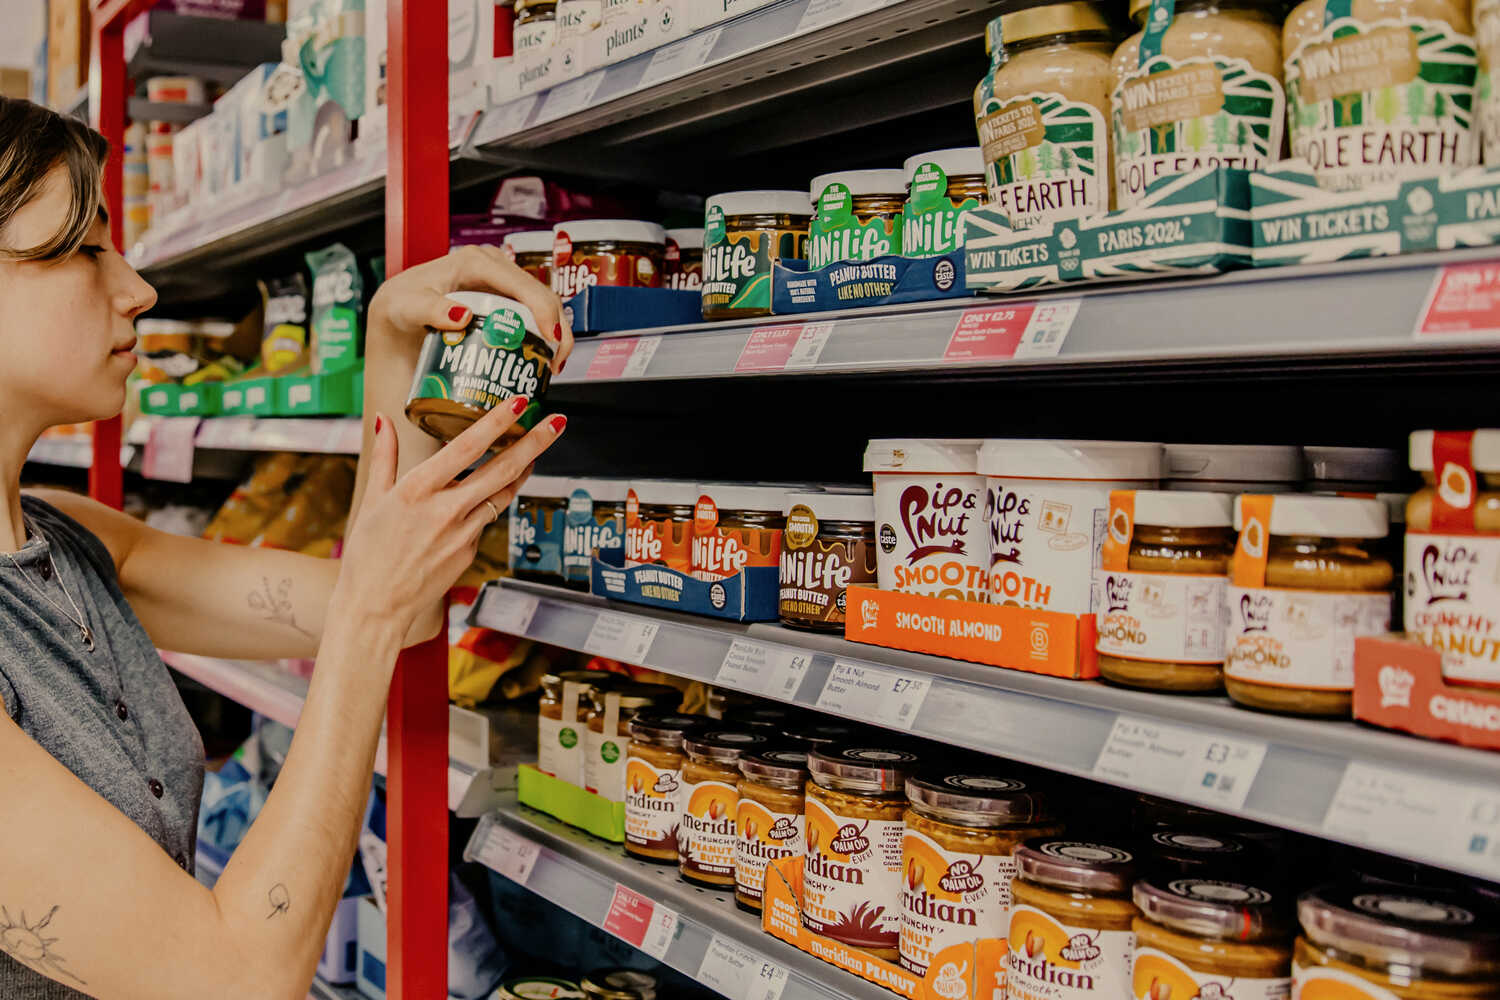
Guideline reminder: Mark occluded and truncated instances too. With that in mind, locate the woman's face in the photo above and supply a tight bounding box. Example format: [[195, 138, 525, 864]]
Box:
[[0, 164, 156, 429]]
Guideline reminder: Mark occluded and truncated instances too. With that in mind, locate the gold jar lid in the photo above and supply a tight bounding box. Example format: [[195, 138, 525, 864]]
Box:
[[993, 1, 1110, 49]]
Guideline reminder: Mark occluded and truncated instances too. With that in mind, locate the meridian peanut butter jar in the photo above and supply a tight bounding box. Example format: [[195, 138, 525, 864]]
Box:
[[624, 712, 705, 864], [1132, 877, 1292, 1000], [582, 682, 681, 802], [678, 728, 771, 889], [735, 748, 809, 913]]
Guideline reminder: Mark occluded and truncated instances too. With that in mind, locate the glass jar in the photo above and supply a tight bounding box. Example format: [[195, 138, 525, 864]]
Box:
[[679, 728, 771, 888], [1293, 884, 1500, 1000], [1163, 443, 1302, 493], [664, 228, 704, 290], [781, 720, 864, 748], [503, 230, 555, 286], [780, 490, 878, 633], [563, 478, 627, 590], [1009, 839, 1139, 1000], [538, 670, 617, 784], [808, 169, 907, 268], [707, 686, 762, 720], [1283, 0, 1478, 191], [1405, 430, 1500, 689], [1132, 877, 1291, 999], [580, 969, 658, 1000], [1111, 0, 1285, 209], [551, 220, 667, 299], [899, 773, 1061, 979], [735, 748, 809, 913], [1095, 490, 1236, 692], [1226, 495, 1394, 716], [901, 147, 988, 258], [1145, 830, 1258, 879], [721, 703, 798, 732], [691, 484, 787, 582], [803, 746, 923, 960], [624, 712, 705, 863], [513, 0, 557, 57], [975, 2, 1115, 228], [582, 682, 681, 802], [701, 191, 811, 320], [624, 479, 698, 573], [1304, 445, 1405, 495], [496, 977, 584, 1000], [510, 475, 571, 584]]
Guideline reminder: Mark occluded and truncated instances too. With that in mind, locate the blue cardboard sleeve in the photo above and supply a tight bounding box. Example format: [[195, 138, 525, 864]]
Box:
[[590, 548, 779, 622], [563, 286, 704, 334], [770, 249, 971, 314], [510, 498, 565, 577]]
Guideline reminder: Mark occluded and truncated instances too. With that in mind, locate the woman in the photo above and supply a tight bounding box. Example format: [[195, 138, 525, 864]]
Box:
[[0, 97, 573, 999]]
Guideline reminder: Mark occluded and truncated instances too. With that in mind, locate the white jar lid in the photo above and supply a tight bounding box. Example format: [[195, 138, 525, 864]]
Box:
[[978, 439, 1162, 481], [1303, 445, 1403, 484], [865, 439, 983, 474], [627, 479, 700, 506], [665, 228, 704, 250], [903, 147, 984, 185], [503, 230, 554, 255], [785, 490, 874, 522], [1130, 491, 1233, 528], [704, 190, 811, 219], [519, 474, 572, 498], [1164, 444, 1301, 483], [1234, 495, 1388, 539], [698, 483, 789, 511], [552, 219, 666, 246], [569, 478, 628, 503], [809, 168, 907, 203], [443, 291, 546, 343], [1409, 430, 1500, 472]]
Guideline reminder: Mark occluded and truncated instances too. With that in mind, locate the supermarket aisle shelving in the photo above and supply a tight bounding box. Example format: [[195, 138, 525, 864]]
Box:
[[127, 416, 363, 455]]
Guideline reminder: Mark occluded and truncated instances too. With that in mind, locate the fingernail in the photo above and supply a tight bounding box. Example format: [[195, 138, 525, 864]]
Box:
[[549, 415, 568, 433], [553, 322, 562, 342], [510, 395, 530, 415], [374, 414, 384, 434], [449, 305, 470, 323]]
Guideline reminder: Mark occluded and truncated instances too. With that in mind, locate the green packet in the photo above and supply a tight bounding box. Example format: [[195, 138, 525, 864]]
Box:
[[306, 242, 364, 376]]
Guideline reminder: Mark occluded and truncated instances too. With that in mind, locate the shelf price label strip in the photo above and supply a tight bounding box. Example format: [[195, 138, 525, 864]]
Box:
[[474, 824, 542, 886], [1091, 715, 1266, 812], [583, 336, 662, 380], [1414, 261, 1500, 341], [698, 934, 789, 1000], [1324, 762, 1500, 878], [815, 660, 931, 730], [583, 613, 660, 663], [485, 591, 540, 637], [943, 299, 1081, 362], [603, 884, 679, 960], [715, 640, 812, 700], [734, 322, 835, 373]]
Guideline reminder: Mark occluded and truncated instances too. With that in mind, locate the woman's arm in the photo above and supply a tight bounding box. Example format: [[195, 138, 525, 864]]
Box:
[[0, 402, 564, 1000]]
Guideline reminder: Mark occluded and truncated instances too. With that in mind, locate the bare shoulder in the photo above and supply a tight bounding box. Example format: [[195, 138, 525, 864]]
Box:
[[21, 488, 143, 571]]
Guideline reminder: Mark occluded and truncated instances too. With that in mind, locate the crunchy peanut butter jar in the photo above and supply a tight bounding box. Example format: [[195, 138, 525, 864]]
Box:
[[678, 728, 770, 889], [1132, 877, 1292, 1000], [623, 712, 705, 864], [735, 748, 809, 913]]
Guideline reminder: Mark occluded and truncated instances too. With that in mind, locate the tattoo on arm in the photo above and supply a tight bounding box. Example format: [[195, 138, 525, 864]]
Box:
[[266, 884, 291, 920], [0, 905, 85, 985], [247, 577, 313, 638]]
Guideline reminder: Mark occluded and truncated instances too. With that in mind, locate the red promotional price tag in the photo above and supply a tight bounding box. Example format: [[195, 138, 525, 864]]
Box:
[[943, 299, 1080, 361], [1415, 262, 1500, 339], [735, 322, 835, 372], [583, 337, 659, 380], [143, 416, 201, 484], [602, 884, 654, 947]]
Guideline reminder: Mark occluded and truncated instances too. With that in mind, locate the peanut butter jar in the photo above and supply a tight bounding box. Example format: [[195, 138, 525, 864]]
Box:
[[551, 220, 667, 299], [563, 478, 627, 590], [780, 490, 878, 634], [1146, 830, 1259, 879], [808, 169, 908, 268], [580, 969, 658, 1000], [624, 712, 706, 864], [701, 190, 811, 320], [900, 773, 1061, 979], [901, 147, 988, 258], [735, 748, 810, 913], [1294, 884, 1500, 1000], [1132, 877, 1291, 1000], [691, 484, 786, 583], [582, 682, 681, 803], [503, 230, 555, 286], [804, 746, 923, 960], [625, 480, 698, 574], [664, 228, 704, 290], [1009, 839, 1139, 1000], [679, 728, 771, 889]]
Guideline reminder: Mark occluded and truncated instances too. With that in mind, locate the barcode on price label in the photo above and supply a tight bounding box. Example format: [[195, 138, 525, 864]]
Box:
[[1324, 763, 1500, 878], [1092, 716, 1265, 811], [715, 641, 812, 699], [815, 661, 930, 730], [583, 614, 659, 663]]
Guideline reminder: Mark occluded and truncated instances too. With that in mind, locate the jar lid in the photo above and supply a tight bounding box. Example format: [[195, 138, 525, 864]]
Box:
[[627, 479, 700, 506], [785, 490, 874, 522], [698, 483, 790, 512], [444, 290, 548, 344], [1134, 877, 1284, 942], [1234, 494, 1388, 539], [1163, 444, 1301, 483], [1409, 430, 1500, 472], [581, 968, 658, 1000], [1303, 445, 1404, 484], [683, 728, 771, 762], [809, 745, 921, 795], [553, 219, 666, 246], [1149, 830, 1250, 863], [590, 682, 681, 711], [543, 669, 618, 689], [994, 1, 1111, 47], [627, 711, 707, 745], [705, 190, 812, 219], [864, 438, 983, 474], [906, 773, 1048, 826], [1015, 838, 1136, 894], [809, 168, 908, 203], [740, 748, 810, 783], [1128, 490, 1233, 528], [570, 478, 629, 503], [782, 720, 864, 746], [519, 474, 572, 498], [1298, 884, 1500, 978], [979, 439, 1162, 481], [902, 147, 984, 184], [665, 227, 704, 249], [195, 319, 236, 339], [136, 318, 196, 337], [499, 977, 585, 1000], [503, 230, 555, 255], [722, 704, 797, 729]]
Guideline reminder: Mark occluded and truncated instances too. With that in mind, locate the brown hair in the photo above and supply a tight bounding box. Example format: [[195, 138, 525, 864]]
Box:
[[0, 97, 109, 261]]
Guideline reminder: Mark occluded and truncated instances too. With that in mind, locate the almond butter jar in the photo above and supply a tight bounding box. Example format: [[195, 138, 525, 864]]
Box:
[[624, 712, 706, 864], [625, 480, 698, 574], [583, 683, 682, 803], [538, 670, 618, 785], [735, 748, 810, 914], [1096, 490, 1236, 693], [803, 746, 923, 960], [551, 220, 667, 299], [1293, 884, 1500, 1000], [679, 729, 771, 889], [899, 774, 1061, 979], [503, 230, 556, 286], [1131, 877, 1291, 1000]]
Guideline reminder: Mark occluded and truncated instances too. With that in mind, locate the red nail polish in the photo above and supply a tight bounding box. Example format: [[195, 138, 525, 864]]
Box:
[[549, 415, 568, 433], [449, 305, 469, 323], [511, 396, 530, 415], [553, 322, 562, 341], [374, 415, 383, 433]]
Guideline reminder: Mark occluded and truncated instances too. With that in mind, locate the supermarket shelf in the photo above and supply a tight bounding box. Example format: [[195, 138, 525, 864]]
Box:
[[127, 415, 363, 455], [25, 438, 134, 470], [473, 579, 1500, 881], [160, 651, 503, 816], [127, 97, 212, 126], [124, 11, 286, 87], [466, 796, 890, 1000]]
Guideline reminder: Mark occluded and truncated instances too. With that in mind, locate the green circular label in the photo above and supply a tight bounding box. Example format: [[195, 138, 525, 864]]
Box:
[[601, 740, 620, 764], [816, 182, 854, 226], [706, 205, 727, 246], [482, 308, 527, 350], [559, 727, 578, 749]]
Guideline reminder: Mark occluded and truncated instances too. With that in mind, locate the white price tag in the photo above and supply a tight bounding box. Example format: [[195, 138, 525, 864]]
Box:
[[748, 958, 790, 1000], [583, 613, 660, 664], [196, 416, 253, 449], [639, 28, 722, 89], [797, 0, 880, 32], [639, 903, 680, 960], [448, 768, 470, 811], [622, 335, 661, 378], [539, 71, 604, 122], [1324, 763, 1500, 877], [1014, 297, 1082, 358], [486, 592, 539, 636], [815, 660, 930, 730], [697, 935, 764, 1000], [785, 321, 835, 368], [485, 95, 539, 140], [715, 640, 811, 699], [1093, 716, 1266, 812], [475, 824, 542, 885]]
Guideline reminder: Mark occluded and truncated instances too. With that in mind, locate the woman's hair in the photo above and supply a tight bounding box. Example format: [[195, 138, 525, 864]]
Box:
[[0, 96, 109, 261]]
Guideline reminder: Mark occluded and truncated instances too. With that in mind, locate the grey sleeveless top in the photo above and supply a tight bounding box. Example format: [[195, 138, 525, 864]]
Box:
[[0, 496, 205, 999]]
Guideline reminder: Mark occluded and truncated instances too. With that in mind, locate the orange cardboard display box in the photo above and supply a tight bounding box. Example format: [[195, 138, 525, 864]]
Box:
[[1354, 635, 1500, 752], [842, 586, 1099, 680], [762, 854, 1003, 1000]]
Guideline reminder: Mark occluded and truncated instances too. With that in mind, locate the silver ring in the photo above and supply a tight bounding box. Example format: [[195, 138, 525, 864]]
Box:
[[483, 499, 500, 523]]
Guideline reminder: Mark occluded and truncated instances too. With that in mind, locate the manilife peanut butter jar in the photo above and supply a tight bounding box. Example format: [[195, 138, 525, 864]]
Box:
[[625, 479, 697, 574], [691, 484, 787, 583], [406, 291, 556, 446], [551, 219, 667, 299]]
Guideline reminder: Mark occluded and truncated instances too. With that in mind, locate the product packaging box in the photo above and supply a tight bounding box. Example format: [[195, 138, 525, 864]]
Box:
[[1353, 635, 1500, 753], [140, 382, 223, 417], [585, 0, 688, 70], [842, 586, 1100, 680], [362, 0, 387, 145], [771, 248, 969, 314], [220, 63, 287, 191], [965, 167, 1252, 292], [317, 895, 361, 986], [515, 763, 625, 842], [686, 0, 776, 30], [591, 548, 779, 622], [355, 895, 386, 1000], [219, 374, 280, 416], [276, 367, 363, 416], [564, 285, 702, 333]]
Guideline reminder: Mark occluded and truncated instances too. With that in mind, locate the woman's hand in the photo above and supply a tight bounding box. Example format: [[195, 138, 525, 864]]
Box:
[[368, 244, 575, 371], [332, 396, 566, 640]]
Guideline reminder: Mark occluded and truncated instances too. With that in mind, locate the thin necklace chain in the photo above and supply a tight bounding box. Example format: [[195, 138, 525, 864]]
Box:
[[2, 517, 94, 651]]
